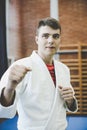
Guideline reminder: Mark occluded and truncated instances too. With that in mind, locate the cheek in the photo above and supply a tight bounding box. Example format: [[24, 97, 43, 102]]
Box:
[[55, 43, 60, 51], [39, 39, 46, 46], [36, 36, 47, 47], [56, 42, 60, 47], [56, 39, 60, 46]]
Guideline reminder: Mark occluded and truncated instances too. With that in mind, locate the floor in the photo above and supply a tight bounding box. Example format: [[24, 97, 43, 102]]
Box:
[[0, 116, 87, 130]]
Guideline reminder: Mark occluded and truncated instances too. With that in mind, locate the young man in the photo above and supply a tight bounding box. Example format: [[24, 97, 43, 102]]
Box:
[[0, 17, 78, 130]]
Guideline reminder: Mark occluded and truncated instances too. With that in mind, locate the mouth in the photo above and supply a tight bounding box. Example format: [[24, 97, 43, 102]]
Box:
[[46, 46, 55, 49]]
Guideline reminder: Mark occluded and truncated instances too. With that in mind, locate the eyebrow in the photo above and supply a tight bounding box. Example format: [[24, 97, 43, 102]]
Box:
[[42, 33, 60, 37], [42, 33, 60, 35]]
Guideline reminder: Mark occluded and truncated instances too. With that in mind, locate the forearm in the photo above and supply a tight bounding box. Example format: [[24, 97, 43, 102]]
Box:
[[0, 87, 15, 106]]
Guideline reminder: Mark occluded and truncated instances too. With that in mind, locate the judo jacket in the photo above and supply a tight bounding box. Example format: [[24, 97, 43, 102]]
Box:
[[0, 51, 78, 130]]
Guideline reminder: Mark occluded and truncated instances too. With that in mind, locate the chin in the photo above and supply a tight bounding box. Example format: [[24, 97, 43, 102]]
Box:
[[47, 52, 55, 56]]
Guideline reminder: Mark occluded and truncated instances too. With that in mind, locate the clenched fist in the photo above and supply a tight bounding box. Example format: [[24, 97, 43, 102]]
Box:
[[1, 64, 32, 106], [7, 64, 31, 90], [59, 86, 75, 106]]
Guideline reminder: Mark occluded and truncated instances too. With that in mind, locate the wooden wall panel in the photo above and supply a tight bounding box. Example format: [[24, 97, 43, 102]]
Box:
[[58, 43, 87, 115]]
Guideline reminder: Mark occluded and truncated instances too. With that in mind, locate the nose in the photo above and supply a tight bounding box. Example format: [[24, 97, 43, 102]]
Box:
[[48, 35, 54, 44]]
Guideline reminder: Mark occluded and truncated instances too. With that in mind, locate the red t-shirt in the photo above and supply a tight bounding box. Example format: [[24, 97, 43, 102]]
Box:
[[46, 64, 56, 86]]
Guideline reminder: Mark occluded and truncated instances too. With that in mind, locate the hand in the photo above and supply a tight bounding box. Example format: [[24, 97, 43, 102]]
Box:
[[7, 64, 31, 90], [59, 86, 77, 111], [59, 86, 75, 103], [1, 64, 31, 106]]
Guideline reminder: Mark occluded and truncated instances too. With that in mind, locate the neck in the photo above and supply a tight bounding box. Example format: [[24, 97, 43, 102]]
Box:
[[44, 57, 53, 65], [41, 56, 53, 65], [37, 51, 53, 65]]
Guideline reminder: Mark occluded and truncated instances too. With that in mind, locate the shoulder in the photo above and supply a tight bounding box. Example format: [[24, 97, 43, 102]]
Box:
[[11, 56, 32, 68]]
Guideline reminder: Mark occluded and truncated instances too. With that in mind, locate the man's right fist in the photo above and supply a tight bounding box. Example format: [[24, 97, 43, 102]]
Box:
[[7, 64, 31, 90]]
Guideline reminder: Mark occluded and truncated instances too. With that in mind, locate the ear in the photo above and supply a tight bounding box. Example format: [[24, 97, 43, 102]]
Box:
[[35, 36, 38, 45]]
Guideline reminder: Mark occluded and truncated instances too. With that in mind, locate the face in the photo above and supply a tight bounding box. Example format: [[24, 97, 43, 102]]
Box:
[[35, 25, 61, 59]]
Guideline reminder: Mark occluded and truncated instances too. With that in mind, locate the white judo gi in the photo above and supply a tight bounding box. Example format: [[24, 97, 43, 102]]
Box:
[[0, 51, 77, 130]]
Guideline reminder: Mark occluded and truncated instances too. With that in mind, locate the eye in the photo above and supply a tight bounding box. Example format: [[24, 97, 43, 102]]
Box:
[[42, 33, 49, 39], [53, 34, 60, 39]]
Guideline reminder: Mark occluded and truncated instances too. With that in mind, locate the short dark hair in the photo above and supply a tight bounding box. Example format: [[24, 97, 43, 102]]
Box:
[[36, 17, 61, 35]]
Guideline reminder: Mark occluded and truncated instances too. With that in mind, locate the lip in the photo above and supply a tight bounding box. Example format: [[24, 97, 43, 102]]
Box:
[[46, 46, 55, 49]]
